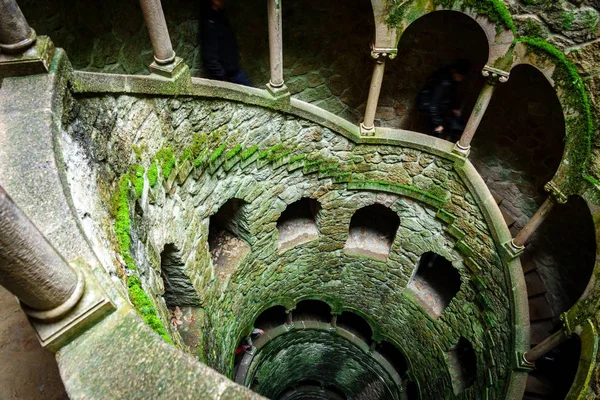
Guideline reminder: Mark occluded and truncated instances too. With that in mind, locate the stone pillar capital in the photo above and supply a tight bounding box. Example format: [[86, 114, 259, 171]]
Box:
[[370, 46, 397, 61], [544, 181, 568, 204], [482, 65, 510, 84]]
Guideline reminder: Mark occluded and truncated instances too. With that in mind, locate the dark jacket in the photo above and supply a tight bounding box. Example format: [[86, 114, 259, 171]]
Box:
[[201, 8, 241, 80], [417, 67, 459, 128]]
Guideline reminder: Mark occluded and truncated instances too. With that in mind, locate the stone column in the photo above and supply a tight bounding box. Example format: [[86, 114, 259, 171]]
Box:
[[0, 0, 54, 77], [361, 52, 389, 136], [0, 0, 36, 53], [330, 315, 337, 328], [266, 0, 287, 96], [513, 197, 555, 248], [524, 330, 568, 364], [139, 0, 184, 78], [0, 186, 84, 319], [286, 310, 293, 326], [453, 66, 510, 156]]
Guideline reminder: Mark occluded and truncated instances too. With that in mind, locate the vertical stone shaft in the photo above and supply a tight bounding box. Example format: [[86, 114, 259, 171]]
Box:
[[456, 82, 496, 151], [267, 0, 284, 88], [361, 59, 386, 132], [524, 330, 568, 363], [0, 0, 36, 53], [286, 311, 293, 325], [0, 186, 78, 311], [513, 197, 556, 248], [139, 0, 176, 64], [330, 315, 337, 328]]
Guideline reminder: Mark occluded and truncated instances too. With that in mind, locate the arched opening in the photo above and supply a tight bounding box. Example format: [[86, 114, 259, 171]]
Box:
[[344, 204, 400, 261], [293, 300, 332, 323], [160, 243, 201, 307], [525, 334, 581, 399], [254, 305, 288, 331], [446, 337, 476, 395], [277, 198, 321, 252], [406, 381, 420, 400], [408, 252, 462, 318], [324, 385, 347, 400], [378, 11, 489, 133], [471, 64, 565, 238], [208, 198, 251, 280], [279, 381, 348, 400], [376, 341, 409, 377], [524, 196, 596, 345], [336, 311, 373, 342], [279, 0, 375, 122]]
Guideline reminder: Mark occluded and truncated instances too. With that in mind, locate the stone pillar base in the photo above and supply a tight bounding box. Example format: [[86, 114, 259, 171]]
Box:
[[360, 123, 376, 136], [26, 258, 115, 352], [513, 351, 535, 372], [452, 142, 471, 157], [0, 36, 54, 78], [266, 81, 289, 99], [149, 56, 186, 79], [502, 239, 525, 260]]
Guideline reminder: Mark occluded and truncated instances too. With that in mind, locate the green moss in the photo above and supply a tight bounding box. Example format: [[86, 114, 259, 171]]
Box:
[[226, 144, 242, 160], [267, 148, 292, 162], [190, 134, 207, 158], [113, 170, 172, 344], [114, 175, 135, 270], [148, 162, 158, 187], [127, 275, 173, 344], [521, 0, 552, 6], [319, 162, 339, 174], [259, 144, 285, 159], [132, 144, 145, 161], [356, 178, 447, 204], [584, 174, 600, 187], [304, 159, 323, 170], [290, 154, 306, 164], [582, 10, 599, 32], [178, 148, 193, 164], [521, 18, 545, 39], [386, 0, 407, 26], [561, 11, 575, 30], [433, 0, 515, 32], [155, 147, 176, 179], [241, 145, 259, 160], [133, 165, 145, 198], [194, 149, 209, 168], [209, 144, 226, 163]]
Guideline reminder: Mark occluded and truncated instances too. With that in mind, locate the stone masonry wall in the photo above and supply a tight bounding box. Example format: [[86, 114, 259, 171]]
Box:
[[61, 94, 521, 399]]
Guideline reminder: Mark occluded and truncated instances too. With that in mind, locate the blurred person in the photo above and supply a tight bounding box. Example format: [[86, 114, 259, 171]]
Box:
[[201, 0, 252, 86], [416, 59, 470, 140]]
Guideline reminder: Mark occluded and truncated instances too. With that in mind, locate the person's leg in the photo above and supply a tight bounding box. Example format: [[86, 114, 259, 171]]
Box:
[[228, 69, 253, 87]]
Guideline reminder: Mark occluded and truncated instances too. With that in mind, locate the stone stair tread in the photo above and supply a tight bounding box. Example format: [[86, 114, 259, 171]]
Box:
[[525, 373, 556, 396], [530, 321, 555, 346], [525, 272, 547, 298], [528, 296, 554, 322]]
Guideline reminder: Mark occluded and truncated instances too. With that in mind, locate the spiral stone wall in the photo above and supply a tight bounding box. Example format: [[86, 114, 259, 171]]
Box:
[[60, 90, 526, 399]]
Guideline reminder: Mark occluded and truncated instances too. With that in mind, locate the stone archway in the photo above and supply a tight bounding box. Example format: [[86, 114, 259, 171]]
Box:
[[377, 10, 489, 132]]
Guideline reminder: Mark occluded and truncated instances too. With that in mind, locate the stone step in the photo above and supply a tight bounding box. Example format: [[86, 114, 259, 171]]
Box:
[[530, 321, 555, 346], [524, 373, 556, 397], [528, 296, 554, 322], [525, 272, 547, 298]]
